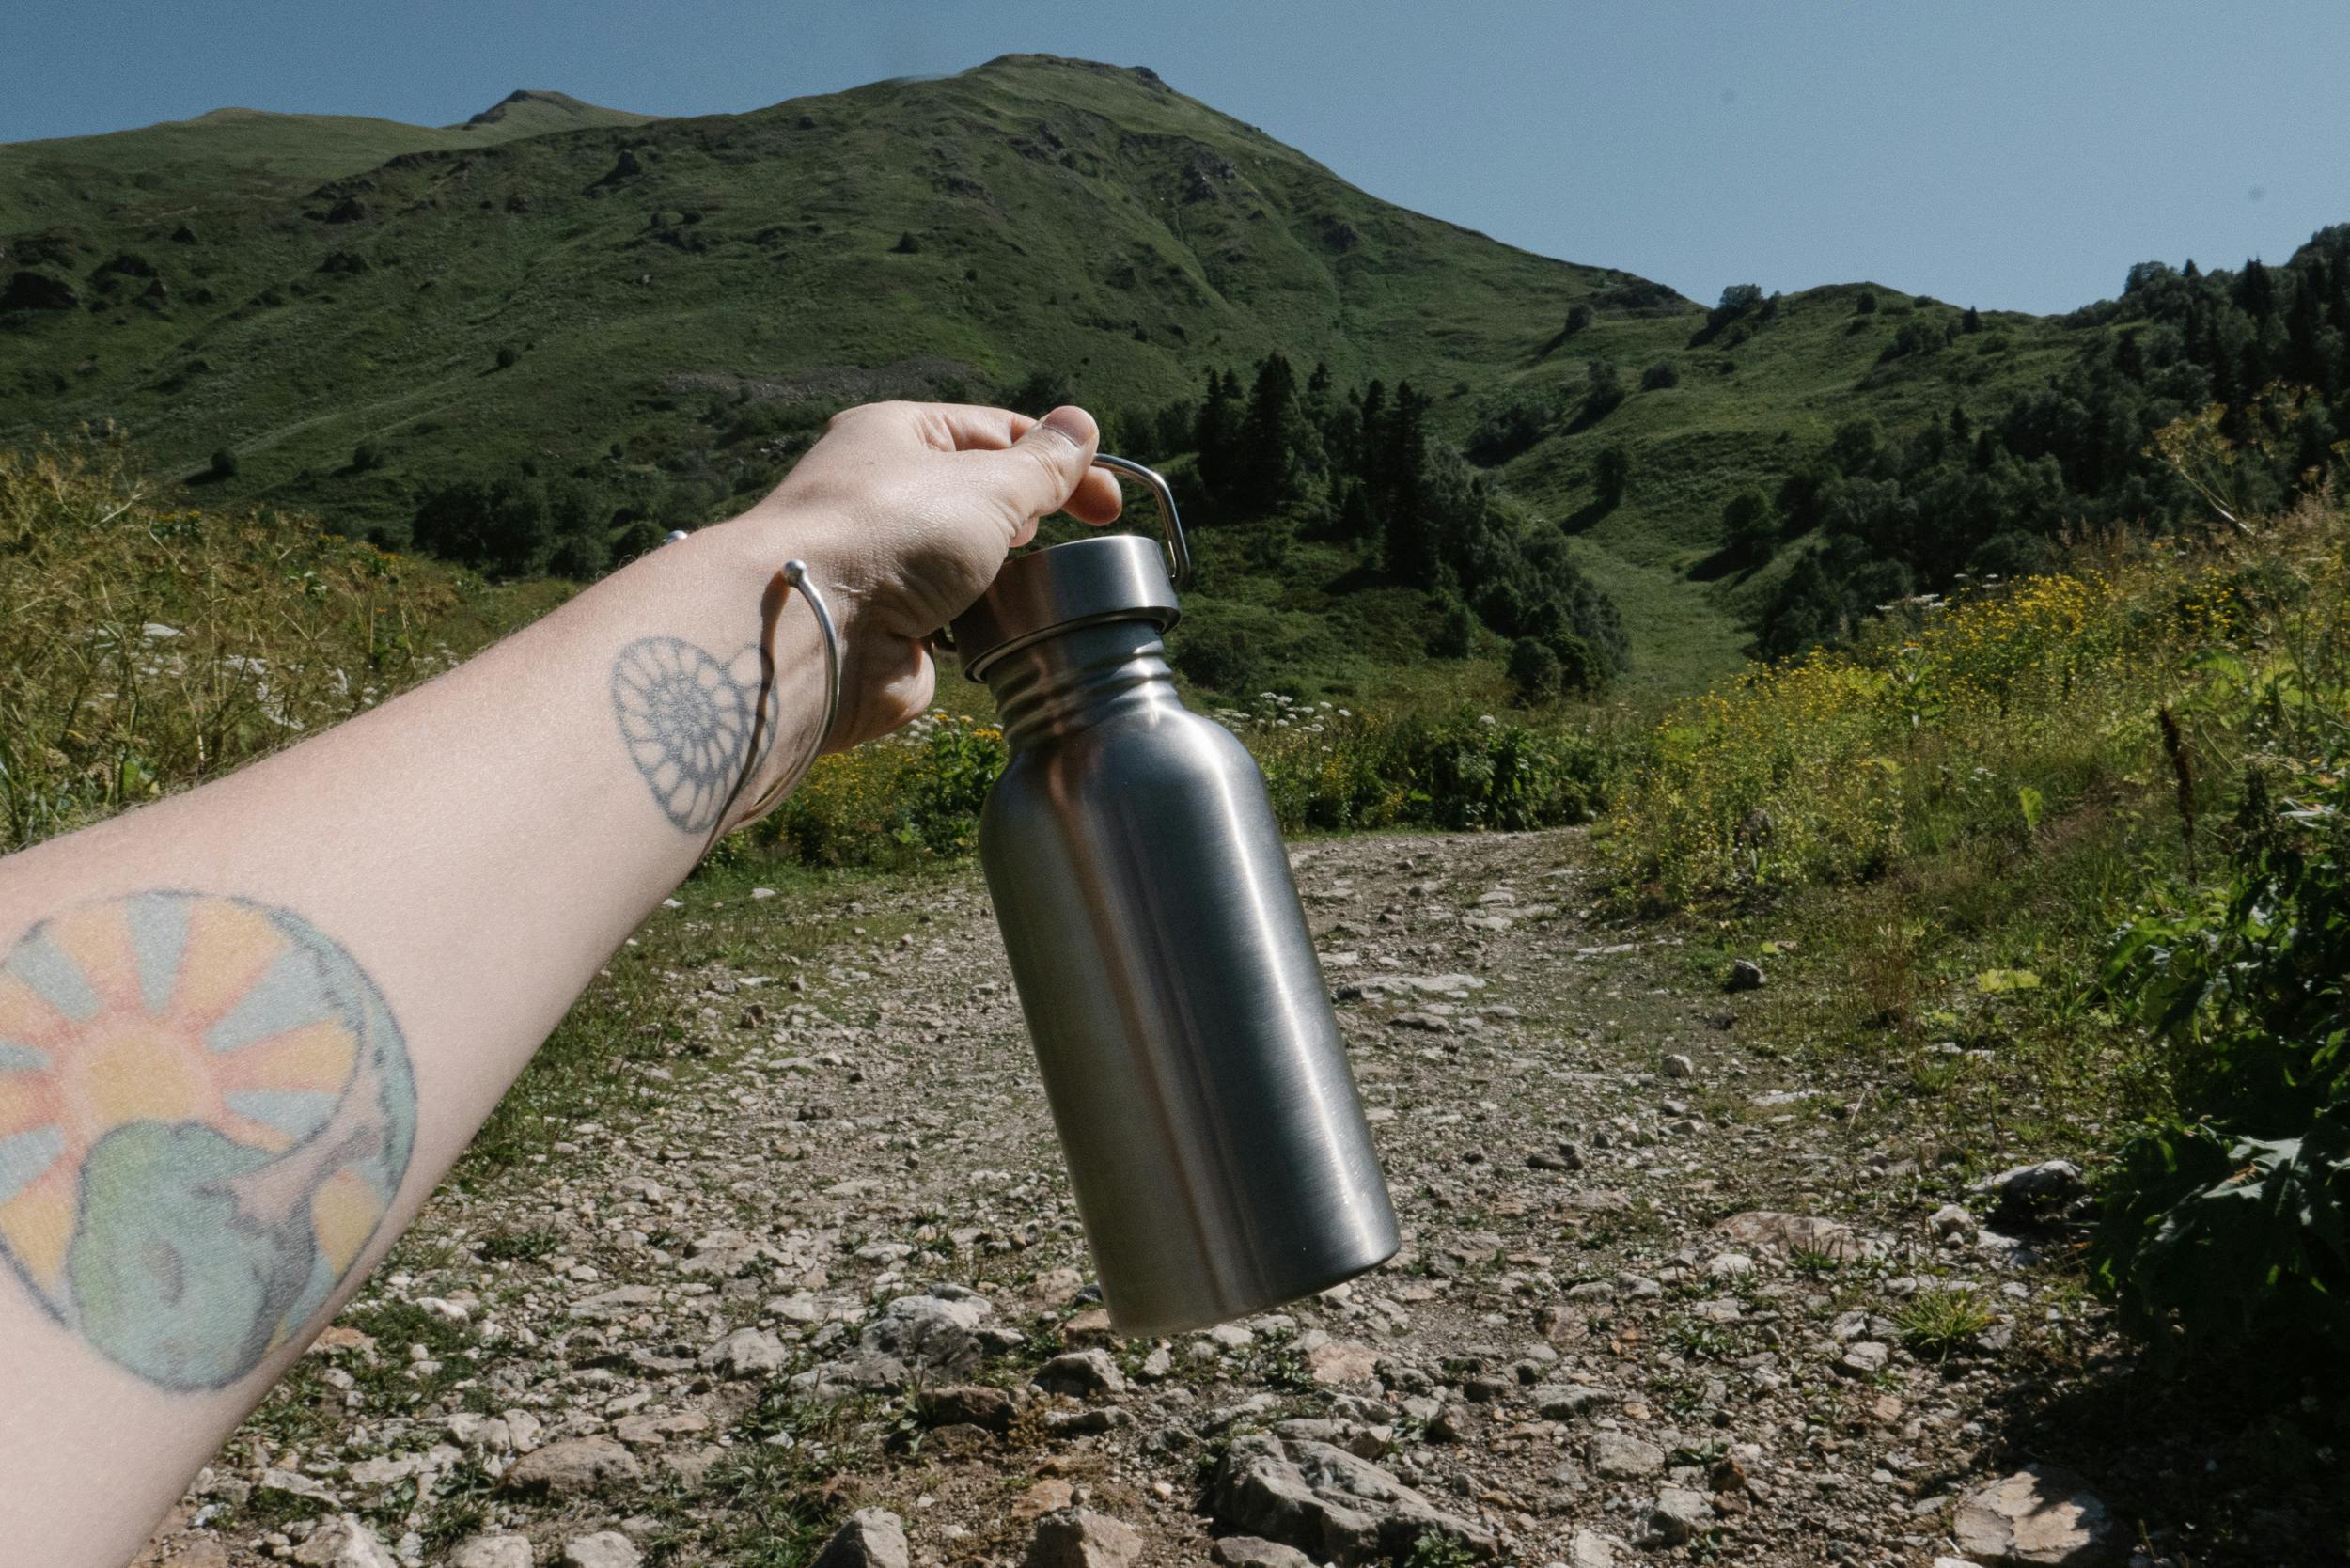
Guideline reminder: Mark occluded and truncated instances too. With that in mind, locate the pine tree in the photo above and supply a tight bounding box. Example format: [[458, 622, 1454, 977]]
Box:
[[1237, 353, 1306, 506], [1195, 368, 1241, 507], [1379, 384, 1440, 582]]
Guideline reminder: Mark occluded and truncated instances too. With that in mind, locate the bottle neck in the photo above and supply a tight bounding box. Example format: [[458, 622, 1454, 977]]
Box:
[[980, 619, 1183, 749]]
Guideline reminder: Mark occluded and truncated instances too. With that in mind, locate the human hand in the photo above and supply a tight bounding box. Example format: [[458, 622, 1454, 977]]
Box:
[[728, 401, 1123, 749]]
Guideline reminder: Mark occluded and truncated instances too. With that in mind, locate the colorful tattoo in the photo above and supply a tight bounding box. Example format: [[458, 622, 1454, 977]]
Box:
[[0, 893, 414, 1389], [609, 635, 767, 833]]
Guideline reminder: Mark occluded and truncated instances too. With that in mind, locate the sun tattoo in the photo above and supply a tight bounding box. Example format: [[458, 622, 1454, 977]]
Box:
[[0, 892, 413, 1389], [609, 635, 765, 833]]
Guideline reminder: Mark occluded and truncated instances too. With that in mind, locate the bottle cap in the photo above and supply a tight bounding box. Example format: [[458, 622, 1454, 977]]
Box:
[[947, 456, 1190, 681]]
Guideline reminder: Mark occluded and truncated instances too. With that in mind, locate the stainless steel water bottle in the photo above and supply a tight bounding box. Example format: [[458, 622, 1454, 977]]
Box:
[[948, 456, 1400, 1336]]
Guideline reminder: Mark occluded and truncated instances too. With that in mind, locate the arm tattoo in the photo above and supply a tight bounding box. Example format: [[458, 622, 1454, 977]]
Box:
[[609, 635, 776, 834], [0, 893, 414, 1389]]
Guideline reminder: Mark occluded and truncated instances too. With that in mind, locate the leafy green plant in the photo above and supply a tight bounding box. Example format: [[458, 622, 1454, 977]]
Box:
[[2093, 756, 2350, 1360], [1897, 1288, 1998, 1360], [1403, 1531, 1480, 1568]]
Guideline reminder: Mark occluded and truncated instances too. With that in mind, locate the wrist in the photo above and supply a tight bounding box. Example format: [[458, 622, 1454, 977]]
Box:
[[594, 513, 838, 836]]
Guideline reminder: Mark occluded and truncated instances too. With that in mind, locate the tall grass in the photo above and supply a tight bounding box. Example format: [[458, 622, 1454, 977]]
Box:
[[1606, 545, 2237, 903], [0, 436, 479, 851]]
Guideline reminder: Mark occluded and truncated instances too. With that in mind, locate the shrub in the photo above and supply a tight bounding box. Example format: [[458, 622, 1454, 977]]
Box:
[[412, 476, 553, 578], [1430, 597, 1476, 659], [1581, 360, 1624, 421], [1709, 284, 1763, 332], [1722, 488, 1777, 563], [1508, 637, 1562, 703], [1640, 361, 1680, 391], [768, 715, 1008, 865], [1173, 617, 1267, 695], [1465, 391, 1556, 465], [1246, 701, 1619, 834], [1593, 445, 1629, 510], [208, 447, 238, 479], [2093, 755, 2350, 1362], [494, 345, 520, 370]]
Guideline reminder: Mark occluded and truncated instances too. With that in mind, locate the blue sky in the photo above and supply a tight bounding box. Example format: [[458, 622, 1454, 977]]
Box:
[[7, 1, 2344, 315]]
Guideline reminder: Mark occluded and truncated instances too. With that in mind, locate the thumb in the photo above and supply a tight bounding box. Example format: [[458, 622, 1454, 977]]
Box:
[[983, 405, 1098, 543]]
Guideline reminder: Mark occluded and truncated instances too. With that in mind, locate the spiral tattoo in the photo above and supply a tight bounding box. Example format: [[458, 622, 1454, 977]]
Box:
[[609, 636, 760, 833]]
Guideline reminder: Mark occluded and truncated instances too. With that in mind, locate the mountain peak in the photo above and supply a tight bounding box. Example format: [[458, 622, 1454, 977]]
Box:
[[457, 89, 652, 133], [966, 54, 1173, 92]]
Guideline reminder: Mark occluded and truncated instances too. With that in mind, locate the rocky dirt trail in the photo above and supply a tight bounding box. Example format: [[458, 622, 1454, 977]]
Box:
[[138, 829, 2140, 1568]]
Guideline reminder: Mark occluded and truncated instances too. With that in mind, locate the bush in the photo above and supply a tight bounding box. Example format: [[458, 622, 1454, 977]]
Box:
[[349, 441, 384, 473], [1581, 360, 1624, 421], [1465, 391, 1556, 465], [1708, 284, 1763, 333], [1430, 597, 1476, 659], [2093, 755, 2350, 1362], [208, 447, 238, 479], [1247, 701, 1619, 835], [412, 476, 553, 577], [1173, 617, 1267, 695], [1507, 637, 1562, 703], [1722, 488, 1777, 563], [494, 345, 520, 370], [1593, 445, 1629, 510], [1640, 361, 1680, 391]]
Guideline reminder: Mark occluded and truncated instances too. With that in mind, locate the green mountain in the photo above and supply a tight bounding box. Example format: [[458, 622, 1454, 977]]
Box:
[[2, 54, 2322, 698], [0, 91, 654, 229]]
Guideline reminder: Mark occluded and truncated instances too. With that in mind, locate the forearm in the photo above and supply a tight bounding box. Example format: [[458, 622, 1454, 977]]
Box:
[[0, 517, 826, 1564]]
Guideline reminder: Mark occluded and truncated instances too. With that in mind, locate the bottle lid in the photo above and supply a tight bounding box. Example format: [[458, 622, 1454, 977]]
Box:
[[948, 456, 1190, 681]]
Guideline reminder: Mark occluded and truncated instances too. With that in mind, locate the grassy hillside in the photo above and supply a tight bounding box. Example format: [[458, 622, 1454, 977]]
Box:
[[0, 55, 2107, 692], [0, 91, 654, 229]]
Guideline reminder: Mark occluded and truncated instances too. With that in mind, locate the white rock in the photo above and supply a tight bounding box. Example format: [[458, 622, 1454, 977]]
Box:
[[810, 1507, 911, 1568], [702, 1326, 790, 1375], [291, 1515, 399, 1568], [1024, 1508, 1141, 1568], [1839, 1341, 1892, 1375], [562, 1530, 642, 1568], [1954, 1465, 2112, 1565], [1588, 1431, 1665, 1480], [1647, 1487, 1713, 1544], [448, 1537, 535, 1568]]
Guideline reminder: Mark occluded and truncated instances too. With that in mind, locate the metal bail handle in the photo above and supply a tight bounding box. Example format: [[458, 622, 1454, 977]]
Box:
[[1090, 453, 1192, 589]]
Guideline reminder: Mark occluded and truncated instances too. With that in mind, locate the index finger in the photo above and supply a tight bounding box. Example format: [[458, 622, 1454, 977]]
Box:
[[907, 403, 1124, 525]]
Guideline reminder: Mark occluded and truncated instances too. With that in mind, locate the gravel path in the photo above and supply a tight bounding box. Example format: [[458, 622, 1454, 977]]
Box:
[[131, 829, 2182, 1568]]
